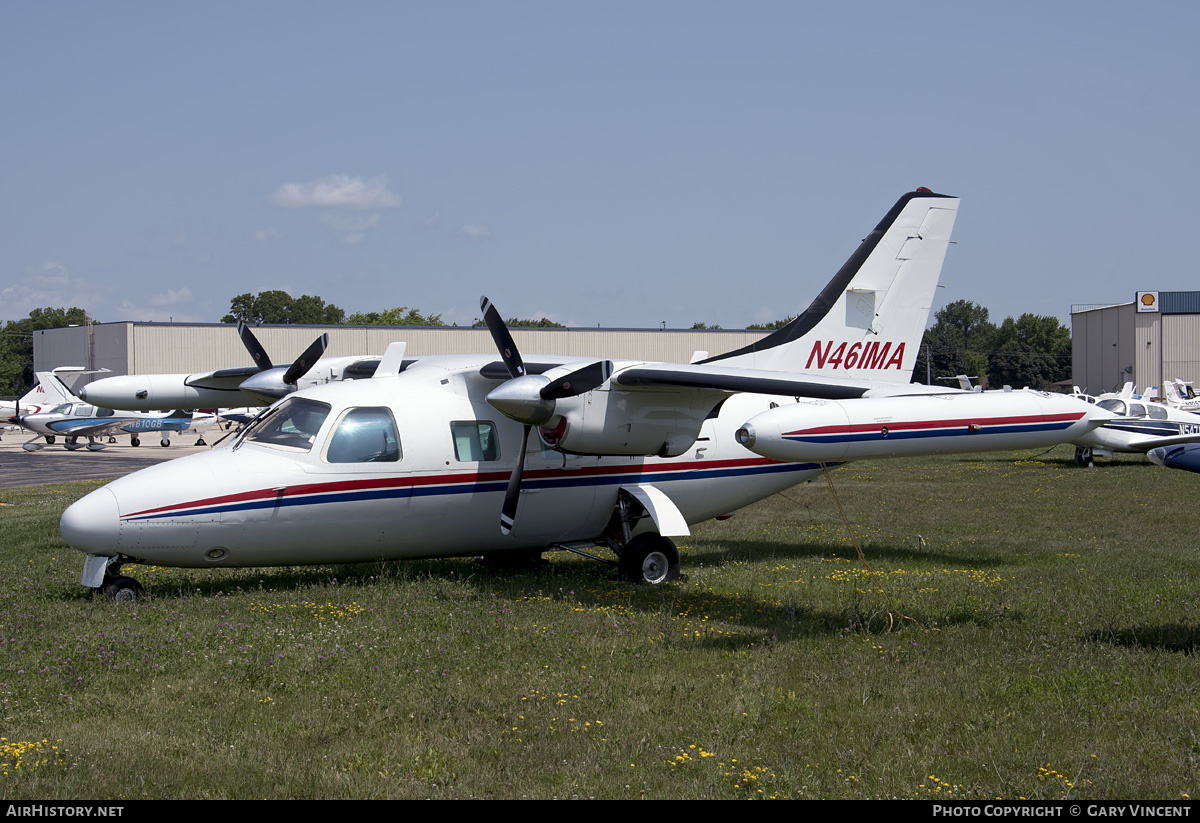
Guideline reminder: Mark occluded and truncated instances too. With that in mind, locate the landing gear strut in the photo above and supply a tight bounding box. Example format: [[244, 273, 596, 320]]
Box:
[[1074, 446, 1094, 468], [603, 489, 683, 584]]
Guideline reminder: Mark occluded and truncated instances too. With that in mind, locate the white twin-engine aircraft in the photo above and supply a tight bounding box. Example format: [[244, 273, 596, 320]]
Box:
[[60, 189, 1114, 600]]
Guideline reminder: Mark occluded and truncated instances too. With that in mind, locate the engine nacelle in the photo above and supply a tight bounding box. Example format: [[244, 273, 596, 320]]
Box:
[[547, 390, 719, 457], [79, 374, 235, 411]]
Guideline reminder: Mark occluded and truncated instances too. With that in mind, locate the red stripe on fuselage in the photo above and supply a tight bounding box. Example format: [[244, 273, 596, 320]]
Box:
[[783, 412, 1084, 437], [120, 456, 784, 519]]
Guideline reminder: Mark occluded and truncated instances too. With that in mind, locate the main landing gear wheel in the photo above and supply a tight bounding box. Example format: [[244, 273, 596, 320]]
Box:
[[45, 435, 56, 444], [103, 576, 143, 603], [1074, 446, 1095, 468], [130, 435, 140, 447], [618, 534, 681, 584], [160, 438, 170, 447]]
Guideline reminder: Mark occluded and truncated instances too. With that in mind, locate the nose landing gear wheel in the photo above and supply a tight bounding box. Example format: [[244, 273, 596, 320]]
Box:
[[103, 576, 143, 603]]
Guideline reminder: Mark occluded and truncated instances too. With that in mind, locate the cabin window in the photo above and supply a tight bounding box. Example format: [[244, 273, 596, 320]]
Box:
[[1097, 399, 1126, 415], [325, 407, 402, 463], [451, 421, 500, 462], [1128, 403, 1147, 418], [1148, 405, 1169, 420], [74, 405, 93, 417], [97, 408, 116, 418], [244, 397, 331, 452]]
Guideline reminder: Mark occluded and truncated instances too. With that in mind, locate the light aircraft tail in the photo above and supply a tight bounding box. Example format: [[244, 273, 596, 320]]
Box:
[[32, 372, 78, 406], [701, 188, 959, 382]]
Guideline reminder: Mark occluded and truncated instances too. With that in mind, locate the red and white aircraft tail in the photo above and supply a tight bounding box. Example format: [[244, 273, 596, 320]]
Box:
[[2, 371, 78, 422], [702, 188, 959, 382]]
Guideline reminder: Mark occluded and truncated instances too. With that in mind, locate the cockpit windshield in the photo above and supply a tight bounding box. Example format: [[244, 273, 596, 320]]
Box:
[[241, 397, 331, 452]]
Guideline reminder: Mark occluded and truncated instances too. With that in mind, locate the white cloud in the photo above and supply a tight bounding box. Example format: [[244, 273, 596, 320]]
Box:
[[255, 227, 283, 242], [0, 262, 102, 323], [147, 287, 194, 307], [271, 175, 400, 210], [36, 261, 70, 287], [320, 212, 381, 245], [459, 224, 492, 242]]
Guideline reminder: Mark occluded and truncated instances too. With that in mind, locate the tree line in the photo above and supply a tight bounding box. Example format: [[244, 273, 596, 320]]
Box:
[[912, 300, 1072, 389]]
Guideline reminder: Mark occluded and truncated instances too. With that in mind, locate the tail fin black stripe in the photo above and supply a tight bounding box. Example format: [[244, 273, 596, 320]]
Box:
[[700, 189, 955, 365]]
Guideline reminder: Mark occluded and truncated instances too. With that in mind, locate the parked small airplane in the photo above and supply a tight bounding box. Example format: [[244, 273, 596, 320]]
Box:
[[16, 402, 211, 451], [1, 370, 78, 441], [1070, 393, 1200, 466], [77, 323, 373, 410], [1162, 378, 1200, 413], [1148, 443, 1200, 473], [55, 188, 1107, 601]]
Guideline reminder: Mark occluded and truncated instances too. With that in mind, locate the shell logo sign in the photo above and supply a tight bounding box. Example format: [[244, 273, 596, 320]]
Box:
[[1137, 291, 1159, 312]]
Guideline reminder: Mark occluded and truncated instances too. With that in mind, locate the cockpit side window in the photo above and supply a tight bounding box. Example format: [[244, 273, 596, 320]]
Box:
[[1097, 399, 1126, 414], [325, 407, 402, 463], [451, 421, 501, 462], [1128, 403, 1147, 418], [244, 397, 331, 452], [74, 405, 94, 417]]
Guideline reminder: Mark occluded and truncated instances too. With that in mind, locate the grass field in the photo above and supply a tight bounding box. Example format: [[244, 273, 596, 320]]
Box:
[[1, 446, 1197, 799]]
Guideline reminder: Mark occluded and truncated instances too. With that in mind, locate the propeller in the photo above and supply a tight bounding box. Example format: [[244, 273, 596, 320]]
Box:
[[236, 324, 330, 405], [479, 296, 613, 534]]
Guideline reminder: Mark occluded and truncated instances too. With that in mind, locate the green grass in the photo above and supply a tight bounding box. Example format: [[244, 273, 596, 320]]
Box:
[[1, 446, 1197, 799]]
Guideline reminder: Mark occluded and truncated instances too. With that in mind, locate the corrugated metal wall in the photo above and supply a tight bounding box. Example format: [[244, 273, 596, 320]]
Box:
[[37, 323, 771, 381], [1162, 314, 1200, 388], [1073, 299, 1200, 396]]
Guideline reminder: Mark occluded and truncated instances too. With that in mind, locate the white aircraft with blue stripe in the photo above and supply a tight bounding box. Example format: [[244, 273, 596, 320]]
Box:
[[16, 402, 210, 451], [1069, 394, 1200, 466], [56, 189, 1108, 600]]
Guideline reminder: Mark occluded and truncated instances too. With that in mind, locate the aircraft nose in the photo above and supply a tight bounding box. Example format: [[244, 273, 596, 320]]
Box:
[[60, 486, 121, 556]]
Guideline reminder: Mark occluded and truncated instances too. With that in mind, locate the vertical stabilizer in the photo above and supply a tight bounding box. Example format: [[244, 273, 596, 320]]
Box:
[[32, 372, 78, 406], [702, 189, 959, 382]]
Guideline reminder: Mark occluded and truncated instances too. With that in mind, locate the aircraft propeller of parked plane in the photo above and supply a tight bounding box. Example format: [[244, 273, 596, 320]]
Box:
[[77, 323, 381, 411], [57, 189, 1113, 601]]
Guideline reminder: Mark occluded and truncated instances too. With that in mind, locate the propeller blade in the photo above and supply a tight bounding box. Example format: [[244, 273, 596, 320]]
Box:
[[480, 297, 525, 379], [237, 323, 274, 371], [540, 360, 613, 400], [282, 334, 330, 386], [500, 424, 531, 535]]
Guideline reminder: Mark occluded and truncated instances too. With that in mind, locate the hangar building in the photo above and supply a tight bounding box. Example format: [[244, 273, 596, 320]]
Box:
[[33, 322, 772, 386], [1072, 291, 1200, 397]]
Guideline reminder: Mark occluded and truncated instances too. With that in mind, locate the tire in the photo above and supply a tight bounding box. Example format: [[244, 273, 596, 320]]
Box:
[[619, 534, 681, 584], [104, 576, 143, 603]]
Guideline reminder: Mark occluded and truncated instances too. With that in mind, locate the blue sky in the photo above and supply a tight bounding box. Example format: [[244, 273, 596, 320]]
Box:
[[3, 2, 1197, 330]]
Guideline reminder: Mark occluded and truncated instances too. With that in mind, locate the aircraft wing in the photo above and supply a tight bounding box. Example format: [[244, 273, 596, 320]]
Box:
[[184, 367, 261, 391], [611, 362, 953, 401], [43, 418, 136, 438], [1129, 432, 1200, 450]]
